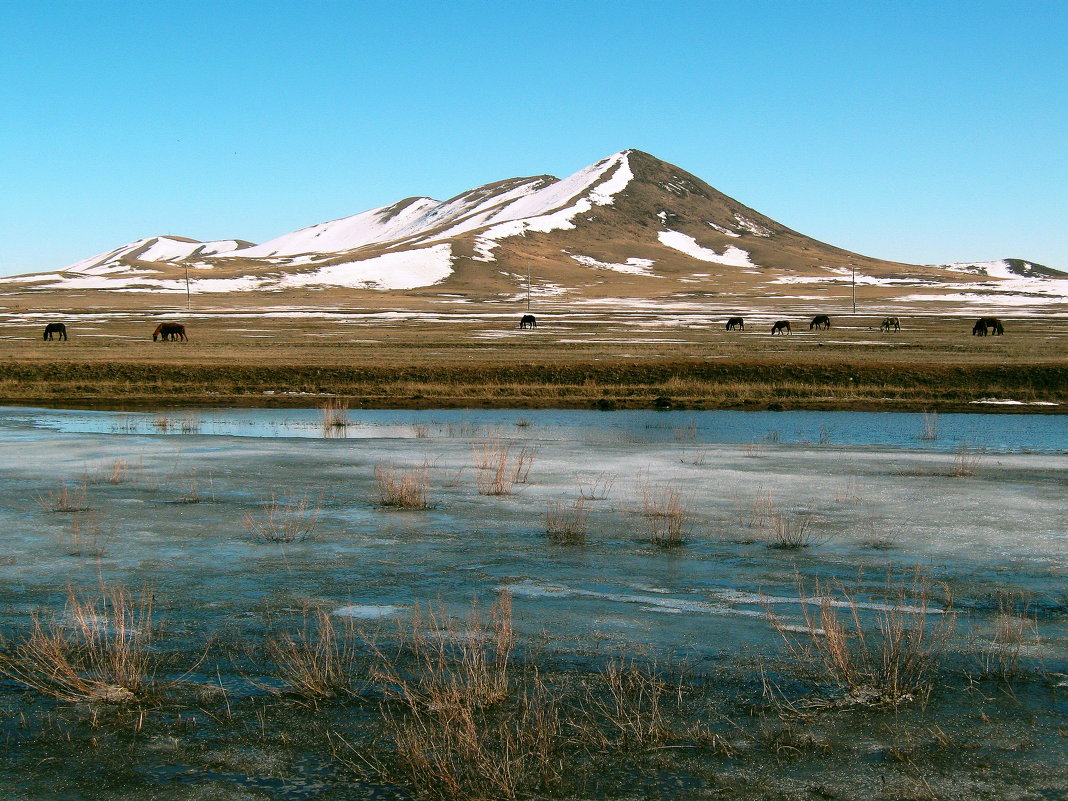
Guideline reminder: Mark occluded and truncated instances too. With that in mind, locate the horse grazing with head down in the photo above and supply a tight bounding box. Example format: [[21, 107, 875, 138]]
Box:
[[519, 314, 537, 329], [43, 322, 67, 341], [810, 315, 831, 330], [880, 317, 901, 332], [980, 316, 1003, 336], [771, 320, 791, 335], [726, 317, 744, 331], [153, 323, 187, 342]]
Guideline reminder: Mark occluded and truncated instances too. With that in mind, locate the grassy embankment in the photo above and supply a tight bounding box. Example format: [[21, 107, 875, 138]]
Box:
[[1, 359, 1065, 411]]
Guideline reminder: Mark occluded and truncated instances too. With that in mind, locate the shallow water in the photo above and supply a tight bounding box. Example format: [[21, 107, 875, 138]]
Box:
[[0, 406, 1064, 799]]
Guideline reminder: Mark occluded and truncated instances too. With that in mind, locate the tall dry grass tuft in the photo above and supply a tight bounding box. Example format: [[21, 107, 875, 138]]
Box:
[[473, 440, 536, 495], [0, 584, 158, 703], [354, 592, 566, 800], [37, 480, 91, 513], [375, 463, 431, 509], [267, 608, 363, 699], [243, 493, 320, 542], [545, 497, 590, 545], [765, 513, 821, 549], [920, 411, 939, 441], [320, 399, 350, 436], [578, 472, 615, 500], [977, 594, 1039, 679], [636, 480, 689, 547], [56, 510, 114, 557], [576, 659, 671, 750], [767, 574, 956, 707], [952, 443, 985, 477]]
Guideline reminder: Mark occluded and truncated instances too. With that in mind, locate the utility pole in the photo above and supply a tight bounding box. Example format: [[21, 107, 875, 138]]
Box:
[[851, 264, 856, 315]]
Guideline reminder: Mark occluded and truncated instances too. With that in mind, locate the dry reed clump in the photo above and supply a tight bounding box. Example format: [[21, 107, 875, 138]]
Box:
[[0, 584, 159, 703], [56, 510, 114, 558], [37, 480, 91, 513], [578, 472, 615, 500], [764, 513, 822, 549], [153, 413, 200, 433], [352, 592, 566, 800], [375, 463, 431, 509], [767, 574, 956, 707], [545, 497, 590, 545], [267, 608, 364, 699], [575, 659, 672, 750], [635, 480, 690, 547], [951, 443, 985, 477], [243, 493, 320, 542], [919, 411, 939, 441], [472, 440, 536, 496], [976, 594, 1040, 680], [320, 399, 350, 435]]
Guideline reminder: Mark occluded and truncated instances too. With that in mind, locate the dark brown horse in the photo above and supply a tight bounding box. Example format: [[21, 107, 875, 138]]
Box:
[[43, 322, 67, 341], [519, 314, 537, 329], [771, 320, 791, 335], [810, 315, 831, 330], [153, 323, 187, 341], [975, 316, 1003, 336], [880, 317, 901, 332], [726, 317, 744, 330]]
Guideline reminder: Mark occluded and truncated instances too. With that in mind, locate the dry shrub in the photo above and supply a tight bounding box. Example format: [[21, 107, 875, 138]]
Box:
[[321, 399, 350, 435], [952, 443, 985, 477], [545, 497, 590, 545], [919, 411, 939, 441], [768, 574, 956, 707], [576, 659, 671, 750], [765, 513, 821, 549], [636, 481, 689, 547], [243, 493, 320, 542], [977, 594, 1040, 679], [473, 440, 536, 495], [412, 423, 430, 438], [37, 480, 91, 513], [267, 608, 363, 698], [355, 592, 565, 800], [745, 488, 775, 529], [56, 510, 114, 557], [0, 584, 158, 703], [743, 442, 765, 458], [578, 472, 615, 500], [376, 463, 431, 509]]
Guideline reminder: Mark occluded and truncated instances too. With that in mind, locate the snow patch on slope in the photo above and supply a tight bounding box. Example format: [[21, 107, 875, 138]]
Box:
[[570, 254, 657, 276], [657, 230, 756, 268], [278, 245, 454, 290], [65, 237, 244, 273]]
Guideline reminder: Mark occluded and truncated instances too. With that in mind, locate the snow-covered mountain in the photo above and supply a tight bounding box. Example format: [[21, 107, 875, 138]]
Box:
[[4, 150, 1064, 303]]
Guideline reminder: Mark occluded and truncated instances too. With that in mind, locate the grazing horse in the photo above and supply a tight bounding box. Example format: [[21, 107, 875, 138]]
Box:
[[810, 314, 831, 330], [726, 316, 744, 331], [980, 316, 1004, 336], [972, 319, 988, 336], [153, 323, 187, 342], [771, 320, 791, 335], [43, 322, 67, 341], [880, 317, 901, 332], [519, 314, 537, 329]]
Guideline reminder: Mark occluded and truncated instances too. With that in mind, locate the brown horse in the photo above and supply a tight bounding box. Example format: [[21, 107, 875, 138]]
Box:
[[153, 323, 187, 341], [519, 314, 537, 329], [880, 317, 901, 332], [810, 315, 831, 330], [771, 320, 791, 335], [43, 322, 67, 341], [726, 317, 744, 330]]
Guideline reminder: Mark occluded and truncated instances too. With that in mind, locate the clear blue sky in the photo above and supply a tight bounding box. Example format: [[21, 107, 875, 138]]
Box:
[[2, 0, 1065, 276]]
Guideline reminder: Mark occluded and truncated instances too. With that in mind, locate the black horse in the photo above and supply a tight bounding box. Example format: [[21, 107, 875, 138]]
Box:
[[771, 320, 791, 335], [519, 314, 537, 329], [973, 317, 1004, 336], [153, 323, 188, 342], [810, 315, 831, 330], [880, 317, 901, 332], [726, 317, 744, 331], [43, 322, 67, 341]]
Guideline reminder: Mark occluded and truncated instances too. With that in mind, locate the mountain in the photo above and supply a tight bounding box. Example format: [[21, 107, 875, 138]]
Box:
[[3, 150, 1065, 303]]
